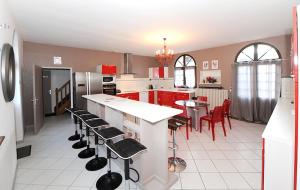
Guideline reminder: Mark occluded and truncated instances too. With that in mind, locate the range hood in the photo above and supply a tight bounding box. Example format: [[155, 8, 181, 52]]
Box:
[[120, 53, 135, 78]]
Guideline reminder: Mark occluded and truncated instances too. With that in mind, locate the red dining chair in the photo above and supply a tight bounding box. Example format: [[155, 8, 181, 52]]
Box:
[[200, 106, 226, 141], [223, 99, 232, 129], [197, 96, 209, 114], [172, 104, 192, 140]]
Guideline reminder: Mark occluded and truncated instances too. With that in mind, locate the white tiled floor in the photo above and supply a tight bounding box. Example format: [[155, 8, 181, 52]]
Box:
[[14, 114, 264, 190]]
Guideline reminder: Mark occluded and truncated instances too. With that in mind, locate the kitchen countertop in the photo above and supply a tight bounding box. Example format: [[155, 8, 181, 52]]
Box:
[[262, 98, 294, 145], [83, 94, 182, 123], [117, 88, 196, 95]]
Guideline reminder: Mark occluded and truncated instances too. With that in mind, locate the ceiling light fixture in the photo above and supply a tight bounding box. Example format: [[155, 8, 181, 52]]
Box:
[[155, 38, 174, 66]]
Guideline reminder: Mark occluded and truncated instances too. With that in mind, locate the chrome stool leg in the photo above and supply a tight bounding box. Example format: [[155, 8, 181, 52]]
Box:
[[68, 116, 80, 141], [85, 132, 107, 171], [96, 147, 122, 189], [72, 120, 87, 149], [168, 129, 186, 172], [78, 126, 95, 158]]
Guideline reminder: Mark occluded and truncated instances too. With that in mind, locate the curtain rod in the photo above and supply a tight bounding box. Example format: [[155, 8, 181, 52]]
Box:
[[234, 59, 288, 64]]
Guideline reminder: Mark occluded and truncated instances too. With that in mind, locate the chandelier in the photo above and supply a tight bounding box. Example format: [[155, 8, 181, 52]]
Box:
[[155, 38, 174, 65]]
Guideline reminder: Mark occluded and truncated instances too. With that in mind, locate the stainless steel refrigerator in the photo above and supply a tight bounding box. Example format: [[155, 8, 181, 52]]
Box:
[[73, 72, 102, 109]]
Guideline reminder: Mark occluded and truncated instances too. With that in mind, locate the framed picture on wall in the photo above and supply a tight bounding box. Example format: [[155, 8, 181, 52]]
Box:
[[211, 59, 218, 69], [203, 61, 209, 70]]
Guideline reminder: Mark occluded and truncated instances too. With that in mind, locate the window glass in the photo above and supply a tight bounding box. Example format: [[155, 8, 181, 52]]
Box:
[[174, 55, 196, 88]]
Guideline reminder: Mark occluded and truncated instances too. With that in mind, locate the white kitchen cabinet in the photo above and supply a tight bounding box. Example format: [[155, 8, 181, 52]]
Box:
[[139, 91, 148, 102], [262, 98, 294, 190]]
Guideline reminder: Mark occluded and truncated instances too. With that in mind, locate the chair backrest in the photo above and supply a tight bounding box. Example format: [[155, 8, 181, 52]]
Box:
[[173, 104, 188, 118], [197, 96, 208, 102], [211, 106, 224, 123], [222, 99, 231, 114]]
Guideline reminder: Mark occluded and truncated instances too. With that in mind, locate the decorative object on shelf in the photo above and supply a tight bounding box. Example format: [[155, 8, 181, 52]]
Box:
[[155, 38, 174, 65], [206, 76, 217, 83], [199, 70, 222, 88], [203, 61, 209, 70], [211, 59, 219, 69]]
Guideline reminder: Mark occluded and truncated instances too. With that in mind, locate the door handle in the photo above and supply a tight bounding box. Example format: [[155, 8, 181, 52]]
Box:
[[49, 90, 52, 95]]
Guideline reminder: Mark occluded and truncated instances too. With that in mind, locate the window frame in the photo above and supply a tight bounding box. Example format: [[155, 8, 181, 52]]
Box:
[[235, 42, 281, 100], [174, 54, 197, 88], [235, 42, 282, 63]]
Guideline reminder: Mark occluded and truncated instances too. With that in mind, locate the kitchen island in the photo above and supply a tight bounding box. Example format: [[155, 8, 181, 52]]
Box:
[[82, 94, 182, 190]]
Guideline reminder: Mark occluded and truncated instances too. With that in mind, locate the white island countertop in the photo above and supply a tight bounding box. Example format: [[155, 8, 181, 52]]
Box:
[[83, 94, 182, 123], [262, 98, 295, 145]]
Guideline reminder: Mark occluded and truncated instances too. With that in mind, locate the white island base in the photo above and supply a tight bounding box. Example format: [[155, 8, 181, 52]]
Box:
[[83, 94, 182, 190]]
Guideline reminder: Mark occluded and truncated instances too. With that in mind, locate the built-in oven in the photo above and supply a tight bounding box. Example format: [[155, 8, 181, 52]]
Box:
[[102, 83, 116, 95], [102, 75, 116, 84]]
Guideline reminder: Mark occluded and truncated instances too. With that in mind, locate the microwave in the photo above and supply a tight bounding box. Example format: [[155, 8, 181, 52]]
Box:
[[102, 76, 116, 84]]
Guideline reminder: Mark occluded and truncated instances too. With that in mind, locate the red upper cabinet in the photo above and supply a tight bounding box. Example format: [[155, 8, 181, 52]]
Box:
[[97, 64, 117, 75], [148, 91, 154, 104], [159, 67, 164, 78]]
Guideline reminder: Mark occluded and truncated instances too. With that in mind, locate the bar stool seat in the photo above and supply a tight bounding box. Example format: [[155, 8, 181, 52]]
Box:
[[66, 107, 85, 113], [106, 138, 147, 160], [96, 138, 147, 190], [85, 119, 109, 128], [93, 127, 124, 140], [168, 118, 186, 172], [79, 114, 100, 122]]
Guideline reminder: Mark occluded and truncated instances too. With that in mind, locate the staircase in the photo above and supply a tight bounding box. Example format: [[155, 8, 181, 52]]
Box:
[[55, 80, 71, 115]]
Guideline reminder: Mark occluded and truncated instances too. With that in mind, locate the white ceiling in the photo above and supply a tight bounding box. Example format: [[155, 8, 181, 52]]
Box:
[[6, 0, 299, 56]]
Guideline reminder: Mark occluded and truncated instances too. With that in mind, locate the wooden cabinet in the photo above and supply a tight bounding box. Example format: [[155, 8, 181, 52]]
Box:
[[97, 64, 117, 75]]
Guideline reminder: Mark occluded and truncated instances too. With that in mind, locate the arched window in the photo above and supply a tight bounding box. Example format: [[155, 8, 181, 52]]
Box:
[[174, 54, 196, 88], [235, 43, 281, 99], [235, 43, 281, 62], [232, 42, 282, 122]]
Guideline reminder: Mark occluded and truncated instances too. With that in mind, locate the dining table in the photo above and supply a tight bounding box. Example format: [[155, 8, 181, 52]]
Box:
[[175, 100, 209, 130]]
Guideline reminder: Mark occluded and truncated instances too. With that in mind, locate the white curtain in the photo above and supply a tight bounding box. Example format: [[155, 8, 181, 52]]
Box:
[[231, 60, 281, 123]]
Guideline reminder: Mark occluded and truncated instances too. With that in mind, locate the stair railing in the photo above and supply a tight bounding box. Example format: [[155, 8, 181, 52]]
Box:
[[55, 80, 70, 114]]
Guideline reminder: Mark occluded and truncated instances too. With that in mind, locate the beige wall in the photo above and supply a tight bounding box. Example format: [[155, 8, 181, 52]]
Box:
[[22, 42, 158, 126], [168, 34, 291, 89]]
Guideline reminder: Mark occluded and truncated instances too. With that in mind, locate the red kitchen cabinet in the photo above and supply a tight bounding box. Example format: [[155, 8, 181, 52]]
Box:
[[157, 91, 175, 107], [175, 92, 190, 101], [159, 67, 164, 78], [116, 92, 139, 101], [148, 91, 154, 104], [98, 64, 117, 75]]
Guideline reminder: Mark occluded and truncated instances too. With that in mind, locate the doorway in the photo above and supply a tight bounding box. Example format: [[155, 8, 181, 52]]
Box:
[[42, 68, 71, 116]]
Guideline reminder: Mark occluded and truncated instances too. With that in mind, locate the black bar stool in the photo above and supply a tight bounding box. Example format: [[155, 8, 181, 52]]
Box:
[[65, 107, 85, 141], [97, 138, 147, 190], [168, 118, 186, 172], [92, 127, 125, 190], [82, 118, 110, 171], [71, 110, 92, 149], [77, 115, 108, 159]]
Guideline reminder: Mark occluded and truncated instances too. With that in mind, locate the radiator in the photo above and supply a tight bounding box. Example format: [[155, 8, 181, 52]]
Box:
[[195, 88, 229, 110]]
